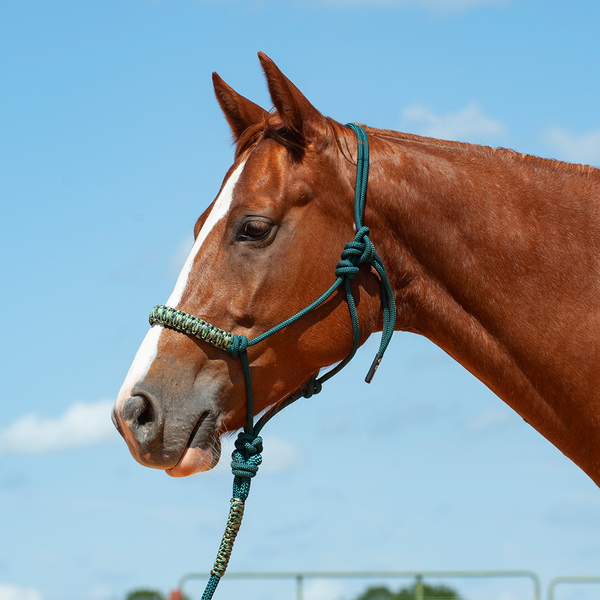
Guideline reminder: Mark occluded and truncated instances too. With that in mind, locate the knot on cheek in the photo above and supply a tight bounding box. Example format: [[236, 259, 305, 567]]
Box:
[[227, 335, 249, 359], [335, 226, 375, 280]]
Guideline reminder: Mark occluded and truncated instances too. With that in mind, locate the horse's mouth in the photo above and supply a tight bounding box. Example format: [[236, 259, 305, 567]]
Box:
[[165, 411, 222, 477]]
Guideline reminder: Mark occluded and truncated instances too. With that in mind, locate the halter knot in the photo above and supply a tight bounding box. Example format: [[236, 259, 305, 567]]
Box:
[[352, 226, 376, 264], [231, 432, 263, 501], [302, 377, 322, 398], [227, 335, 249, 359], [335, 257, 360, 280], [335, 226, 375, 280]]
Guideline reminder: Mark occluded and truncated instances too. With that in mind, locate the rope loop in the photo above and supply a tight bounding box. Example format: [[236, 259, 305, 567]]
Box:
[[234, 432, 263, 460], [227, 335, 248, 359], [335, 226, 376, 280], [302, 377, 323, 398], [231, 432, 263, 500], [353, 226, 376, 264], [335, 257, 360, 280]]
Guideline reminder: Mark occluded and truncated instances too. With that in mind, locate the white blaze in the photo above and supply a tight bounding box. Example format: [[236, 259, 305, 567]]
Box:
[[115, 161, 247, 408], [166, 160, 246, 308]]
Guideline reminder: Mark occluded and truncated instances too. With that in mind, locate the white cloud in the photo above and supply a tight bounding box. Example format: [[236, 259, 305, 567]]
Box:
[[0, 400, 118, 456], [80, 584, 118, 600], [304, 579, 346, 600], [0, 583, 43, 600], [219, 435, 303, 474], [466, 408, 512, 433], [543, 125, 600, 167], [168, 234, 194, 278], [401, 101, 507, 144], [261, 436, 304, 472]]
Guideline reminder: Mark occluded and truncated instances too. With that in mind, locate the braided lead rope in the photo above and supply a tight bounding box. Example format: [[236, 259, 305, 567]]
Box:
[[200, 433, 263, 600], [147, 124, 397, 600]]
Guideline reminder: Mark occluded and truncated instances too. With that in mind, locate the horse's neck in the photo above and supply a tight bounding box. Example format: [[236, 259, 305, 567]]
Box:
[[364, 131, 600, 484]]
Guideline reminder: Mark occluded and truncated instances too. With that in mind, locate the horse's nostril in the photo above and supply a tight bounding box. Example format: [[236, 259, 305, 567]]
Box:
[[118, 393, 164, 451], [121, 395, 159, 445], [137, 403, 154, 426], [122, 395, 153, 424]]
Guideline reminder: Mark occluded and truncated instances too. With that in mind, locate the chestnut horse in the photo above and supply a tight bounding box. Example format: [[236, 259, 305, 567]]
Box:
[[112, 53, 600, 487]]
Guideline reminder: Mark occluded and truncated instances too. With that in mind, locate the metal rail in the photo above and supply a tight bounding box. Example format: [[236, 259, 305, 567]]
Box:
[[548, 576, 600, 600], [179, 569, 541, 600]]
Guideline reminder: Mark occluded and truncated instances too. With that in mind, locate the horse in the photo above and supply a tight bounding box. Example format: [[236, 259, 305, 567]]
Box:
[[112, 52, 600, 487]]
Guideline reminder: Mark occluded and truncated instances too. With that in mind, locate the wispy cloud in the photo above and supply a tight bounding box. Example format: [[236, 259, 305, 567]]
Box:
[[543, 125, 600, 167], [168, 235, 194, 279], [466, 408, 512, 433], [304, 579, 346, 600], [220, 435, 303, 473], [0, 583, 43, 600], [315, 0, 508, 12], [401, 101, 507, 144], [0, 400, 118, 456]]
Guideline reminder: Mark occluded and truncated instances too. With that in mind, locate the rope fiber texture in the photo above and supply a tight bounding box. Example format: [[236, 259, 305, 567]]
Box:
[[148, 125, 397, 600], [149, 305, 233, 351]]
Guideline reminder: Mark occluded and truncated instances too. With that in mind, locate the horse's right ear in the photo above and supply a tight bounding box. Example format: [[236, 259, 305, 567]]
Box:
[[258, 52, 327, 150], [212, 72, 269, 142]]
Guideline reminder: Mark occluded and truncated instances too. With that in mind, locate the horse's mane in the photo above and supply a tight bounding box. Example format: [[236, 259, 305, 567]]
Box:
[[234, 113, 600, 178], [368, 127, 600, 177]]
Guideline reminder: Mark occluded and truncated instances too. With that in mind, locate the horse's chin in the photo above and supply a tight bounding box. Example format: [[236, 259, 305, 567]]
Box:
[[166, 443, 222, 477]]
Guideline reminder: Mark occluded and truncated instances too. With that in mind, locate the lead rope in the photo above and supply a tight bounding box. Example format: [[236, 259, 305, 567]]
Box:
[[148, 124, 397, 600]]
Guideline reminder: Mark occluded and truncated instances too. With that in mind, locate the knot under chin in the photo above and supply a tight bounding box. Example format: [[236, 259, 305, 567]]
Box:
[[233, 432, 263, 458], [302, 377, 323, 398], [231, 432, 263, 500]]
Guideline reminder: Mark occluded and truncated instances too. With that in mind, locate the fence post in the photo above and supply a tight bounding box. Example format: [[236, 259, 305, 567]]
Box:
[[415, 574, 424, 600], [296, 574, 303, 600], [548, 576, 600, 600]]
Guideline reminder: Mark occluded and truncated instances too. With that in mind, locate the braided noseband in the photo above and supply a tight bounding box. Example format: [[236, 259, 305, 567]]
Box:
[[148, 124, 397, 600]]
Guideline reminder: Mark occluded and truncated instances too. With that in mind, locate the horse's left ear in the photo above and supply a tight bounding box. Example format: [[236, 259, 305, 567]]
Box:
[[258, 52, 327, 149], [213, 72, 269, 142]]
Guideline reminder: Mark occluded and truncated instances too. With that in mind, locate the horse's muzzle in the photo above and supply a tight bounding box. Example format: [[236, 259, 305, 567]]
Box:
[[112, 389, 222, 475], [111, 391, 174, 469]]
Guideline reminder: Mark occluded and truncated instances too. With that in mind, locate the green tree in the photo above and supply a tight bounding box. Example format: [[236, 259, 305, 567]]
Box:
[[356, 582, 462, 600], [125, 589, 165, 600]]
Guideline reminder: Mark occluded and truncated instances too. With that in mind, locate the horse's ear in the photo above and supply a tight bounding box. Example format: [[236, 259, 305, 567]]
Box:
[[258, 52, 326, 149], [213, 72, 269, 142]]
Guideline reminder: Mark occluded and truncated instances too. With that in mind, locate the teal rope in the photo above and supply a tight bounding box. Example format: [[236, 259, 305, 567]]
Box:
[[148, 124, 398, 600], [150, 125, 395, 387], [346, 123, 397, 381], [200, 433, 263, 600]]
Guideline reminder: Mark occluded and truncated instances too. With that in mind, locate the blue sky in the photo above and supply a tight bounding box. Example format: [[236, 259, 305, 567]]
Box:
[[1, 1, 600, 600]]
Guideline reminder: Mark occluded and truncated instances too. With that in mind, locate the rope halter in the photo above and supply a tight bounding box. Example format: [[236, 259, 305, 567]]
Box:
[[147, 124, 397, 600]]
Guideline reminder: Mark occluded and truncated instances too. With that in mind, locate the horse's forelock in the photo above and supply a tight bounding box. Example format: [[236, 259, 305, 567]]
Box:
[[234, 113, 306, 161], [234, 113, 345, 164]]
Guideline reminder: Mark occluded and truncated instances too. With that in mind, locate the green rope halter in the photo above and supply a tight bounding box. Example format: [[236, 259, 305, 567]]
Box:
[[148, 124, 397, 600]]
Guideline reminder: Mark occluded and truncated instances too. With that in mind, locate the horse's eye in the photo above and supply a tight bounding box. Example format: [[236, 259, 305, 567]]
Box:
[[242, 220, 270, 239]]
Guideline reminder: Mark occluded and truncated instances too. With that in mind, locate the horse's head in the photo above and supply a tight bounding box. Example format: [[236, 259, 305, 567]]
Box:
[[112, 54, 384, 477]]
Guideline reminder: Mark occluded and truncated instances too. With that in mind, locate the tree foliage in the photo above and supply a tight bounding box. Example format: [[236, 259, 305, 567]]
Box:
[[356, 582, 462, 600], [125, 589, 165, 600]]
